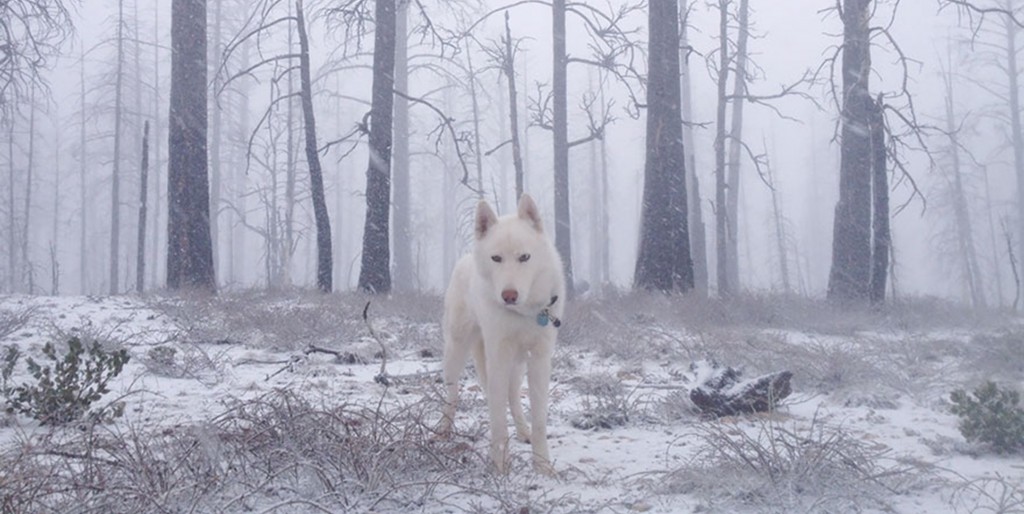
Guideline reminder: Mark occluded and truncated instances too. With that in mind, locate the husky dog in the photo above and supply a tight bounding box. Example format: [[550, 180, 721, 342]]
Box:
[[438, 194, 566, 475]]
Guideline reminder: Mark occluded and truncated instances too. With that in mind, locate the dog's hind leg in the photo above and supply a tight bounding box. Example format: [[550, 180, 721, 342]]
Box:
[[509, 361, 531, 442]]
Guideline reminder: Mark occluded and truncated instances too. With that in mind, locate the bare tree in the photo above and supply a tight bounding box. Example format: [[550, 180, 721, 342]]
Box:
[[296, 0, 332, 292], [391, 0, 412, 292], [358, 0, 396, 293], [136, 121, 150, 294], [167, 0, 216, 291], [552, 0, 573, 292], [108, 0, 126, 294], [635, 0, 692, 292], [827, 0, 877, 302], [680, 5, 708, 297], [0, 0, 73, 118], [724, 0, 750, 295]]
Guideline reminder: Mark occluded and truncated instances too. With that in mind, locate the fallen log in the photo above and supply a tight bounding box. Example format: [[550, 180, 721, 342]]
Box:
[[688, 360, 793, 418]]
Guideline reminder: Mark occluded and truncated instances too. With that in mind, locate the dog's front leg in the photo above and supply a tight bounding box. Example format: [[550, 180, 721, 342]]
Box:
[[485, 341, 514, 473], [527, 342, 555, 476]]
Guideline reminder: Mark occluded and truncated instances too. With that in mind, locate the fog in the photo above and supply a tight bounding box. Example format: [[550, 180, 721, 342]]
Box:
[[2, 0, 1020, 305]]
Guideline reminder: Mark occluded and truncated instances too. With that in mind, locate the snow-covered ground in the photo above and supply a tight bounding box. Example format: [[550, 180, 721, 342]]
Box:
[[1, 292, 1022, 513]]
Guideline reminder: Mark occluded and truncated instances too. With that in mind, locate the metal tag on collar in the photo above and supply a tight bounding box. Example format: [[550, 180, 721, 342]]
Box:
[[537, 307, 562, 328]]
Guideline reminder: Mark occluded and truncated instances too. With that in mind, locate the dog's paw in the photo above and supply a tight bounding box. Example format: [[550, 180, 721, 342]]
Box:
[[432, 423, 454, 441], [515, 425, 532, 443], [532, 458, 557, 478]]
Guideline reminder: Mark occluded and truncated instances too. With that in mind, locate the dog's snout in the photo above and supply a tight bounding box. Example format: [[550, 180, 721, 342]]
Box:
[[501, 289, 519, 304]]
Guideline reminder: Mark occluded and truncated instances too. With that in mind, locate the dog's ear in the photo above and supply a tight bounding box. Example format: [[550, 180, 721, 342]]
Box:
[[517, 194, 543, 232], [475, 200, 498, 239]]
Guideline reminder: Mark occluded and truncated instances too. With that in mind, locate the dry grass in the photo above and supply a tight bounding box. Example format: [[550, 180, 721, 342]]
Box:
[[658, 411, 927, 512], [0, 305, 36, 341], [950, 473, 1024, 514]]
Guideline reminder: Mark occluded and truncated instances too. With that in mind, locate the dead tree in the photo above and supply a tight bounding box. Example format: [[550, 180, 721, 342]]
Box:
[[937, 61, 985, 308], [296, 0, 332, 292], [78, 48, 89, 293], [110, 0, 125, 294], [22, 88, 37, 294], [391, 0, 413, 292], [724, 0, 750, 295], [358, 0, 397, 293], [136, 121, 150, 294], [167, 0, 216, 291], [680, 6, 708, 297], [635, 0, 692, 292], [0, 0, 73, 118], [827, 0, 877, 302], [764, 140, 791, 294]]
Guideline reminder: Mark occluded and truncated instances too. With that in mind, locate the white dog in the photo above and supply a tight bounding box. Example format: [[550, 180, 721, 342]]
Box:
[[438, 194, 566, 475]]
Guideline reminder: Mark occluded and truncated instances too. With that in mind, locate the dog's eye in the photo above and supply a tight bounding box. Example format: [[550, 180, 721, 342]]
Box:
[[491, 255, 503, 263], [518, 254, 531, 263]]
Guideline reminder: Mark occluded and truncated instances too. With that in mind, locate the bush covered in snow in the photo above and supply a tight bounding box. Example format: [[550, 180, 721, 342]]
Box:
[[4, 338, 129, 425], [950, 381, 1024, 454]]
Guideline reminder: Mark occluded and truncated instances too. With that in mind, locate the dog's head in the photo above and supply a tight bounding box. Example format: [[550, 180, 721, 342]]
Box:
[[473, 194, 559, 310]]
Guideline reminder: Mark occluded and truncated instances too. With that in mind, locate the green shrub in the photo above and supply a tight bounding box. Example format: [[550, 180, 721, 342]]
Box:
[[5, 338, 130, 425], [1, 344, 19, 396], [950, 381, 1024, 454]]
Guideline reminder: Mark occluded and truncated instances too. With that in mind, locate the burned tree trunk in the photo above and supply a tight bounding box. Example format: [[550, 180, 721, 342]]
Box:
[[828, 0, 873, 302], [689, 361, 793, 418], [868, 95, 889, 304], [725, 0, 750, 294], [296, 0, 332, 293], [167, 0, 215, 292], [680, 10, 708, 297], [634, 0, 692, 292], [358, 0, 396, 293], [136, 121, 149, 294]]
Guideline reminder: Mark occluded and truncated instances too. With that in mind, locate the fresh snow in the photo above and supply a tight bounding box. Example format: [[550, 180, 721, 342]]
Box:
[[1, 293, 1022, 513]]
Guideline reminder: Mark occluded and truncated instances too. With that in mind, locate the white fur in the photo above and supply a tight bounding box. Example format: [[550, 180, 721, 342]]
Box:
[[438, 194, 566, 475]]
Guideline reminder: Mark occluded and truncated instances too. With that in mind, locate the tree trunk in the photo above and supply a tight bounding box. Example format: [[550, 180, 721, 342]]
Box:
[[6, 120, 15, 292], [392, 0, 412, 291], [504, 12, 525, 200], [79, 48, 89, 294], [982, 165, 1005, 306], [210, 0, 223, 283], [150, 0, 162, 288], [167, 0, 215, 292], [713, 1, 730, 296], [52, 126, 60, 295], [942, 71, 985, 308], [552, 0, 574, 293], [358, 0, 396, 293], [110, 0, 124, 294], [136, 121, 150, 293], [765, 144, 791, 294], [680, 10, 707, 297], [284, 6, 296, 287], [1004, 13, 1024, 292], [296, 0, 332, 293], [828, 0, 873, 302], [725, 0, 749, 294], [868, 96, 888, 304], [634, 0, 692, 292], [23, 88, 36, 293], [466, 40, 484, 192]]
